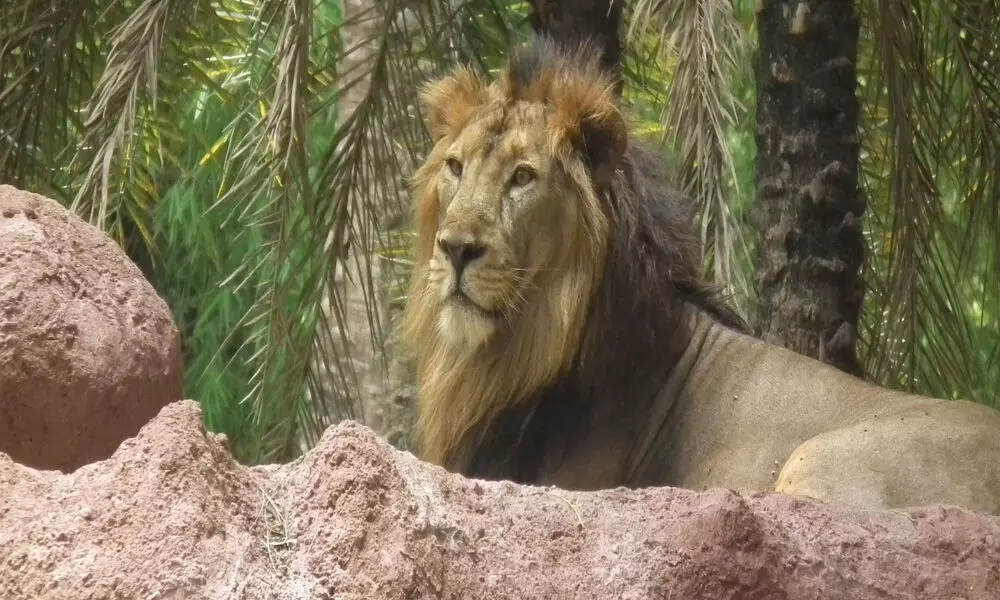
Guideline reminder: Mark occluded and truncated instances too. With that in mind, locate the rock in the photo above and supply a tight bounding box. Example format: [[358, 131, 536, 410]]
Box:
[[0, 185, 182, 471], [2, 400, 997, 599]]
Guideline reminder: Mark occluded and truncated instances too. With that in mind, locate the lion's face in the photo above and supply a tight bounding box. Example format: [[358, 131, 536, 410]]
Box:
[[403, 43, 627, 467], [426, 103, 587, 348]]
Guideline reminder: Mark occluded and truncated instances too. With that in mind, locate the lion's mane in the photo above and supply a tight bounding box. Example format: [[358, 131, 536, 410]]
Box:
[[402, 36, 747, 481]]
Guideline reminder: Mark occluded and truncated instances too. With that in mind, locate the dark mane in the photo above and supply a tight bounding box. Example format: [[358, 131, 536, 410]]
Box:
[[458, 37, 749, 483], [508, 35, 746, 332], [610, 141, 749, 331]]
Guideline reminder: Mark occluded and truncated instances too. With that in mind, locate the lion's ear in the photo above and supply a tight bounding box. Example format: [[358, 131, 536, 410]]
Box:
[[420, 67, 489, 142], [578, 111, 627, 187], [549, 77, 627, 187]]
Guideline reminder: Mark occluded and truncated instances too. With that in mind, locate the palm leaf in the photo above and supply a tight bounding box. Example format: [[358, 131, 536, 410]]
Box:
[[0, 0, 115, 193], [857, 0, 1000, 407], [625, 0, 756, 317]]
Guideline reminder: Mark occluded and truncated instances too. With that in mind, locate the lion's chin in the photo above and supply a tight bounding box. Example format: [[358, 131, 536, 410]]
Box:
[[437, 296, 499, 350]]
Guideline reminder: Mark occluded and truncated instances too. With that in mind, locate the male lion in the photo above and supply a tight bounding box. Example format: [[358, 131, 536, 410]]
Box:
[[401, 36, 1000, 514]]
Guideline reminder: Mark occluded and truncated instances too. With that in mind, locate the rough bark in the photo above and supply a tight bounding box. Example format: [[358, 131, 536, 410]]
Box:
[[753, 0, 867, 377], [529, 0, 623, 91]]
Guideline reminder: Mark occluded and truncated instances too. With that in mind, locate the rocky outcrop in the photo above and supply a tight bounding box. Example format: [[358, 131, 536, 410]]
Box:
[[2, 400, 998, 600], [0, 185, 182, 471]]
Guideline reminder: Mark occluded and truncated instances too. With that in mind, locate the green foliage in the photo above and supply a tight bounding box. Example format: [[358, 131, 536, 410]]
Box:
[[856, 0, 1000, 406]]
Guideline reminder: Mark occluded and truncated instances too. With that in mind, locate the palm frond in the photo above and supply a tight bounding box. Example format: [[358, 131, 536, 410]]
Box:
[[207, 0, 322, 461], [66, 0, 203, 256], [625, 0, 755, 316], [857, 0, 1000, 406], [0, 0, 112, 193]]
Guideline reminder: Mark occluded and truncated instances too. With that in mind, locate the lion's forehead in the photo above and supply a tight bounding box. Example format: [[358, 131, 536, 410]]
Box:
[[457, 103, 550, 164]]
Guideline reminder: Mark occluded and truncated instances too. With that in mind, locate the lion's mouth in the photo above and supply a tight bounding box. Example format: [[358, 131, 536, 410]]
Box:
[[448, 290, 501, 320]]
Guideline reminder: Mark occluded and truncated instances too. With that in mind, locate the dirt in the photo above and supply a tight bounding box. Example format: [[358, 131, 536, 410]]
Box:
[[0, 185, 182, 471]]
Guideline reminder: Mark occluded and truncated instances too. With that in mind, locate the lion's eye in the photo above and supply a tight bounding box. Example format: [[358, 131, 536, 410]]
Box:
[[511, 166, 535, 187], [446, 158, 463, 177]]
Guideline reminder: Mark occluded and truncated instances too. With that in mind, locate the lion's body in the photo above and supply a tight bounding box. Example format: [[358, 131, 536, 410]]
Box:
[[632, 315, 1000, 513], [403, 36, 1000, 514]]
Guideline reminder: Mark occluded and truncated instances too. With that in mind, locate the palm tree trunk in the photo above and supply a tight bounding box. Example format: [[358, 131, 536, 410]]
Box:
[[529, 0, 623, 91], [753, 0, 866, 377]]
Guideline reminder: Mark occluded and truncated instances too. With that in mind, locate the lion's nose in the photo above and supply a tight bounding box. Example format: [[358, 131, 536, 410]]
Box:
[[437, 237, 487, 276]]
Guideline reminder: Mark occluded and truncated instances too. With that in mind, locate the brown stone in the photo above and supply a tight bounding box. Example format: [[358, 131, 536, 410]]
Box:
[[0, 185, 182, 472], [2, 400, 997, 599]]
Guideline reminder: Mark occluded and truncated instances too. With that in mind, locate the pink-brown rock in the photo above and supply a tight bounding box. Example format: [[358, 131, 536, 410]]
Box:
[[0, 184, 182, 471], [2, 400, 997, 599]]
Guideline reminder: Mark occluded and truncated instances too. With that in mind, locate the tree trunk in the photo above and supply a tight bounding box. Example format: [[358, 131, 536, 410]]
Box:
[[752, 0, 866, 377], [529, 0, 623, 91]]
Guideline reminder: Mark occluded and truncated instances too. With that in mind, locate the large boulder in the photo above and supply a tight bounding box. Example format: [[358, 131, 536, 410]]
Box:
[[2, 400, 997, 599], [0, 185, 182, 471]]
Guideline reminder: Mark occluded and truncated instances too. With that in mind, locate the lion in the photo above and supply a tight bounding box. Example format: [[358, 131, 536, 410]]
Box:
[[401, 35, 1000, 515]]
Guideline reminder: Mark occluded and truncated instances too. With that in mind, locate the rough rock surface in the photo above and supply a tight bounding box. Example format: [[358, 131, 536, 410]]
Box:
[[0, 185, 182, 471], [2, 400, 997, 600]]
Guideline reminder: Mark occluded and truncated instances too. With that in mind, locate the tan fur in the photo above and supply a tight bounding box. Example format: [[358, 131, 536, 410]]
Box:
[[402, 52, 617, 468], [625, 318, 1000, 514]]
